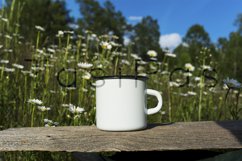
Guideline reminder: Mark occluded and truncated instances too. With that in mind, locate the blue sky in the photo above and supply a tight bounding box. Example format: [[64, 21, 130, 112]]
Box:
[[67, 0, 242, 50], [1, 0, 241, 50]]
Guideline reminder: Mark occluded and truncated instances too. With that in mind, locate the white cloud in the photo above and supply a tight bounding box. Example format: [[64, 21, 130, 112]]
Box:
[[128, 16, 143, 21], [159, 33, 182, 51], [68, 23, 79, 29], [123, 36, 130, 46]]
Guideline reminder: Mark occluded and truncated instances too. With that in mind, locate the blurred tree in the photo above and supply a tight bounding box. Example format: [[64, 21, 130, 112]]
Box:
[[173, 44, 191, 67], [217, 37, 229, 52], [182, 24, 213, 66], [218, 32, 242, 79], [130, 16, 163, 60], [235, 13, 242, 35], [216, 14, 242, 80], [183, 24, 211, 47], [76, 0, 127, 44], [5, 0, 73, 43]]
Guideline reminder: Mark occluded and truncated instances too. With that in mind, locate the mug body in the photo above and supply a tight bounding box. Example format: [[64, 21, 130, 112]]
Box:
[[96, 77, 147, 131]]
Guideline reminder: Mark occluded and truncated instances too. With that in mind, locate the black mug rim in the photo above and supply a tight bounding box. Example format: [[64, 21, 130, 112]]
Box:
[[93, 75, 148, 80]]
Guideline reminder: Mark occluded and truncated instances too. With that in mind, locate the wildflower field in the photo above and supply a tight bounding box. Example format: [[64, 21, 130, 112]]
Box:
[[0, 0, 242, 160]]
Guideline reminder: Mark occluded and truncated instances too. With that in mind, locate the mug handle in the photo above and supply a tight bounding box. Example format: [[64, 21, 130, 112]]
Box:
[[146, 89, 163, 115]]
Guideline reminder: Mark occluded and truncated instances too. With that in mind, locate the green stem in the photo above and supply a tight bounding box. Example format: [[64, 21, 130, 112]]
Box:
[[114, 56, 119, 75], [41, 112, 44, 126], [167, 81, 172, 122], [198, 59, 205, 121], [36, 31, 40, 53], [64, 34, 70, 61], [23, 75, 27, 123], [31, 106, 35, 127]]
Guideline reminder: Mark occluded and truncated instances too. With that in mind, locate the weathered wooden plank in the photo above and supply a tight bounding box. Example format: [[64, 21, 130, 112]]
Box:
[[0, 121, 241, 152]]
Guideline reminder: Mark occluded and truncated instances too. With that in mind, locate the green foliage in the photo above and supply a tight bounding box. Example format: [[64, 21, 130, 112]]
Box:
[[77, 0, 127, 44], [180, 24, 214, 67], [173, 44, 191, 67], [235, 13, 242, 35], [183, 24, 211, 47], [217, 32, 242, 80], [130, 16, 163, 60], [4, 0, 73, 43]]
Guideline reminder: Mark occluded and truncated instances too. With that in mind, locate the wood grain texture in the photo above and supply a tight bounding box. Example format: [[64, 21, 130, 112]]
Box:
[[0, 121, 241, 152]]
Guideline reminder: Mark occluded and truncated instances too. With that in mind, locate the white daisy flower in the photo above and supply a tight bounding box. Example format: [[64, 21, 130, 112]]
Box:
[[165, 52, 176, 58], [4, 49, 13, 53], [66, 87, 76, 90], [1, 18, 8, 22], [28, 99, 43, 105], [161, 71, 170, 75], [47, 48, 55, 53], [147, 50, 157, 57], [44, 118, 51, 123], [138, 60, 148, 65], [194, 77, 201, 82], [82, 71, 91, 80], [5, 35, 12, 40], [29, 72, 37, 78], [183, 72, 193, 77], [137, 66, 145, 71], [38, 106, 51, 112], [37, 49, 44, 54], [44, 64, 54, 68], [187, 91, 197, 96], [131, 54, 141, 60], [57, 30, 64, 37], [61, 104, 70, 107], [97, 64, 103, 68], [4, 67, 15, 72], [185, 63, 195, 72], [1, 17, 8, 22], [12, 63, 24, 69], [31, 66, 45, 71], [50, 90, 57, 93], [110, 41, 119, 47], [21, 70, 31, 75], [138, 73, 147, 77], [100, 41, 112, 50], [150, 57, 157, 61], [202, 65, 212, 70], [35, 25, 45, 32], [0, 60, 9, 64], [91, 34, 97, 38], [68, 104, 85, 114], [169, 81, 180, 87], [82, 88, 88, 92], [121, 60, 130, 66], [77, 62, 93, 69]]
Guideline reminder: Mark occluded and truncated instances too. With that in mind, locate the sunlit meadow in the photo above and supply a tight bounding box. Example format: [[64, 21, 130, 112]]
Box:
[[0, 1, 242, 160]]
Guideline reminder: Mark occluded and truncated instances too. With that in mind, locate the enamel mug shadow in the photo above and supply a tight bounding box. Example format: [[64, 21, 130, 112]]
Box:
[[95, 76, 163, 131]]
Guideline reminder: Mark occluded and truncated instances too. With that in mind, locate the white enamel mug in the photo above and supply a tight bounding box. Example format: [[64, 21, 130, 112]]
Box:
[[95, 76, 163, 131]]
